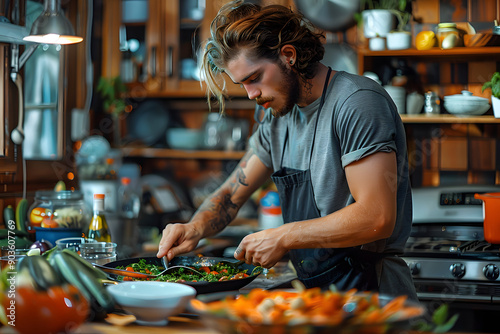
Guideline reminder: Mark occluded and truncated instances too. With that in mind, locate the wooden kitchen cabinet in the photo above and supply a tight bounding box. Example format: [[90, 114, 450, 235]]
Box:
[[101, 0, 295, 99], [357, 41, 500, 187], [0, 45, 21, 185], [355, 0, 500, 187], [101, 0, 243, 98]]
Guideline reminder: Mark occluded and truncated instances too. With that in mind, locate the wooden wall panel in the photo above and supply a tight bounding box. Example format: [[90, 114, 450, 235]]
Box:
[[440, 0, 468, 22], [469, 0, 497, 22], [470, 138, 496, 170], [412, 0, 440, 23], [440, 138, 468, 170]]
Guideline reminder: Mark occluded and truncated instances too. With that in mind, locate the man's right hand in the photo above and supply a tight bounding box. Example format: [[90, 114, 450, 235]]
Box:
[[156, 222, 203, 261]]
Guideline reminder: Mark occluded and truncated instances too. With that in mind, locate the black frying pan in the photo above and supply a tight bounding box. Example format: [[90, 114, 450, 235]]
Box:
[[103, 256, 263, 294]]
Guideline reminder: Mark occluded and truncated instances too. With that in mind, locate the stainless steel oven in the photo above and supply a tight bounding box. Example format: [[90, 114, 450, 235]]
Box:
[[403, 185, 500, 332]]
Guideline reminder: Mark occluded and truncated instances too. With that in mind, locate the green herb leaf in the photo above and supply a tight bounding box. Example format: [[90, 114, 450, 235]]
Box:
[[432, 304, 449, 325], [434, 314, 459, 333]]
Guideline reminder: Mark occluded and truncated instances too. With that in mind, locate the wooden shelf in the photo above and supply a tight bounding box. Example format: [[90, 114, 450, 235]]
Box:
[[400, 114, 500, 123], [358, 46, 500, 57], [120, 147, 245, 160]]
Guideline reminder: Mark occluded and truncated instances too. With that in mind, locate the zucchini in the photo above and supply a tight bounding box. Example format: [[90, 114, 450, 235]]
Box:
[[3, 205, 15, 226], [50, 252, 93, 301], [0, 228, 28, 239], [77, 262, 115, 312], [15, 199, 28, 233], [60, 248, 107, 280], [0, 236, 32, 248], [50, 251, 115, 313], [17, 255, 62, 290]]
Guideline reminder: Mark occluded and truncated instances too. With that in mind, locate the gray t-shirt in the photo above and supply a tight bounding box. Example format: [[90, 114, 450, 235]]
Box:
[[249, 71, 412, 255]]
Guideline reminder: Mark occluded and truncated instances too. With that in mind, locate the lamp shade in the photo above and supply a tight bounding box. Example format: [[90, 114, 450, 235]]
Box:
[[23, 0, 82, 44]]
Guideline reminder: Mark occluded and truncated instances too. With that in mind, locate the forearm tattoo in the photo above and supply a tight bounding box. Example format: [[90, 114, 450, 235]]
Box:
[[202, 149, 254, 233]]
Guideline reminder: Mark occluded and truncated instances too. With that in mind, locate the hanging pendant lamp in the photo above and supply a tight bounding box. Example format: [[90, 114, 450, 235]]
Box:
[[23, 0, 82, 44]]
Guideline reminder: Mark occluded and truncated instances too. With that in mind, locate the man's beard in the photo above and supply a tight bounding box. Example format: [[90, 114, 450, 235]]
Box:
[[271, 63, 300, 118]]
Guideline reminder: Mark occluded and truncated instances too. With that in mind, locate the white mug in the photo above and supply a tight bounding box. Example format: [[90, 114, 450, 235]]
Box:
[[406, 92, 425, 115]]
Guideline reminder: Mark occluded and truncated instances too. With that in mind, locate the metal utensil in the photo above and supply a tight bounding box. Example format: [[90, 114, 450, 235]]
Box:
[[194, 258, 245, 268], [93, 262, 204, 279]]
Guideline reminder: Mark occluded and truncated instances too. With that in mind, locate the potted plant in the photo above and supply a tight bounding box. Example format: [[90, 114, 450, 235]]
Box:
[[482, 72, 500, 118], [356, 0, 411, 42], [96, 76, 128, 145], [386, 8, 412, 50]]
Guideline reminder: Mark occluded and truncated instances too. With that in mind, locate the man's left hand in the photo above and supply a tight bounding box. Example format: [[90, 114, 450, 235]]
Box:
[[234, 228, 288, 268]]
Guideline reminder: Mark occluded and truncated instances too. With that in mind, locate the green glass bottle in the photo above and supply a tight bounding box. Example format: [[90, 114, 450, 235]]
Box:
[[86, 194, 112, 242]]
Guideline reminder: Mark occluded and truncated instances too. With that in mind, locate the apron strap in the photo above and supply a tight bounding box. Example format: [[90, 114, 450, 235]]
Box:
[[279, 67, 333, 170], [308, 67, 332, 168]]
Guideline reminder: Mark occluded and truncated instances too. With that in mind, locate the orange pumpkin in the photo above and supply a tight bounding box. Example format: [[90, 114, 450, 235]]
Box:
[[29, 207, 49, 227]]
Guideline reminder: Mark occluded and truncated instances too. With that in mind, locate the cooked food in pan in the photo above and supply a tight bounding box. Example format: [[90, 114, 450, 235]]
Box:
[[116, 258, 257, 283]]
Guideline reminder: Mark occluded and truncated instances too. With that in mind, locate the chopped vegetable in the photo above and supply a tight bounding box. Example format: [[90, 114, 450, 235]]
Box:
[[191, 285, 424, 330]]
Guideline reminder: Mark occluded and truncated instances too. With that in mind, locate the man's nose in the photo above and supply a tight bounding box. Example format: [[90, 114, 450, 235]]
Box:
[[245, 85, 260, 100]]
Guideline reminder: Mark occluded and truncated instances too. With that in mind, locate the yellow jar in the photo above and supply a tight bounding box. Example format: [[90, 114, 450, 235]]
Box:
[[437, 23, 459, 49]]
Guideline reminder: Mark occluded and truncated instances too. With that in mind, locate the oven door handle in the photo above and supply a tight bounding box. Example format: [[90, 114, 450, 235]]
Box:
[[417, 292, 494, 302]]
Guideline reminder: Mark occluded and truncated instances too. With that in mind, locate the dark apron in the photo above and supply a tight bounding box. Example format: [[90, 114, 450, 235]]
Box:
[[271, 68, 383, 291]]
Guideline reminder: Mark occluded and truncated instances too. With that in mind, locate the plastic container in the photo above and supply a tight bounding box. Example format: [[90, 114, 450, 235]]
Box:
[[474, 193, 500, 244], [258, 191, 284, 230], [118, 177, 141, 219], [34, 227, 83, 247]]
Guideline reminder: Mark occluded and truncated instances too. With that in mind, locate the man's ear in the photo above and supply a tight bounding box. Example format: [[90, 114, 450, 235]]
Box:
[[280, 45, 297, 65]]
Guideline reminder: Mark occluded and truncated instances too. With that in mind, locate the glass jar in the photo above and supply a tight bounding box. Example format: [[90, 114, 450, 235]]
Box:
[[437, 23, 460, 49], [28, 190, 91, 232], [424, 91, 441, 114], [80, 242, 117, 265], [202, 112, 229, 150]]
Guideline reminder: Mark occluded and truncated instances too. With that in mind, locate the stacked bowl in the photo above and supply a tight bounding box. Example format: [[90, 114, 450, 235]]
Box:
[[444, 91, 490, 116]]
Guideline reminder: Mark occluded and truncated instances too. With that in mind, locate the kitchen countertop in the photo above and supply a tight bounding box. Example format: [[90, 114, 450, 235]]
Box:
[[75, 316, 217, 334], [0, 315, 490, 334], [72, 317, 494, 334], [0, 260, 489, 334]]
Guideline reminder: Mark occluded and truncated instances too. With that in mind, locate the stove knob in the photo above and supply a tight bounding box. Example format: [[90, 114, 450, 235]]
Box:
[[483, 264, 499, 280], [450, 263, 466, 278], [409, 262, 420, 275]]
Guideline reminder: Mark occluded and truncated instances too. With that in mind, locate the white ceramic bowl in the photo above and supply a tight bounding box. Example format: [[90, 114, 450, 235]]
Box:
[[107, 281, 197, 326], [444, 101, 490, 116], [166, 128, 202, 150], [444, 90, 491, 116]]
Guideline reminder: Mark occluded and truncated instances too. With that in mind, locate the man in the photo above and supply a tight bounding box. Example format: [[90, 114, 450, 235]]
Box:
[[157, 0, 417, 299]]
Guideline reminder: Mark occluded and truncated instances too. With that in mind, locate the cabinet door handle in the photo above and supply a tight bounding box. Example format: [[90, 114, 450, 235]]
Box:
[[168, 46, 173, 78], [150, 46, 157, 78]]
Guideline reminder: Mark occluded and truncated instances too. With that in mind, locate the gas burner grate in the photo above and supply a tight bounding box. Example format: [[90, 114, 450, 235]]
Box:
[[405, 238, 500, 257], [459, 240, 500, 253], [406, 238, 462, 253]]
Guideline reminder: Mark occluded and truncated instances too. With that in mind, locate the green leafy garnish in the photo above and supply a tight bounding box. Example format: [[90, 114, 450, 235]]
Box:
[[412, 304, 459, 333]]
